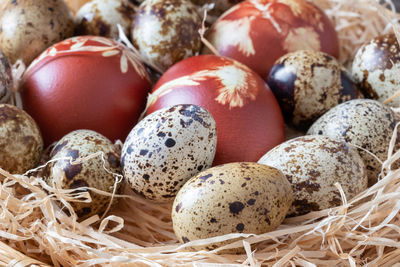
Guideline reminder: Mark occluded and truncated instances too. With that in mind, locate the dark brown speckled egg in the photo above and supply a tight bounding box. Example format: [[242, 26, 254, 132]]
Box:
[[131, 0, 202, 72], [46, 130, 122, 220], [258, 135, 367, 217], [172, 162, 292, 249], [352, 33, 400, 107], [122, 104, 217, 202], [307, 99, 399, 186], [0, 104, 43, 175], [267, 50, 362, 130], [0, 0, 74, 65], [0, 50, 12, 104], [75, 0, 135, 39]]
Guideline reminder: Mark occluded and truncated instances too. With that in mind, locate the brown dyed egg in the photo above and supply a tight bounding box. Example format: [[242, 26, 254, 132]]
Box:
[[172, 162, 292, 248], [352, 33, 400, 107], [0, 50, 12, 104], [258, 135, 367, 217], [0, 104, 43, 174], [75, 0, 135, 39], [122, 104, 217, 202], [132, 0, 202, 72], [267, 50, 362, 130], [46, 130, 122, 219], [0, 0, 74, 65], [307, 99, 398, 186]]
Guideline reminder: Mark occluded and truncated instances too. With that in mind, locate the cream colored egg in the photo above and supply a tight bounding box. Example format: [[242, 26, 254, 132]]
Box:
[[258, 135, 367, 217], [352, 33, 400, 107], [122, 104, 217, 202], [307, 99, 398, 186], [132, 0, 202, 72], [46, 130, 122, 220], [0, 104, 43, 175], [0, 0, 74, 65], [172, 162, 292, 249], [76, 0, 135, 39]]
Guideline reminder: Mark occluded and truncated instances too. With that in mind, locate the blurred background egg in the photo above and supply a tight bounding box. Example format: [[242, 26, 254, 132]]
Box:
[[258, 135, 367, 217], [132, 0, 202, 72], [0, 0, 74, 65], [308, 99, 398, 186], [268, 50, 362, 130], [75, 0, 135, 39], [0, 104, 43, 175], [352, 33, 400, 107], [172, 162, 292, 249], [0, 50, 12, 104], [46, 130, 122, 220], [122, 104, 217, 202]]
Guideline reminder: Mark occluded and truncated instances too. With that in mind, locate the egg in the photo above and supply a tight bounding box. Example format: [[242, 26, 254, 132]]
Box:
[[172, 162, 292, 249], [75, 0, 135, 39], [46, 130, 122, 219], [352, 33, 400, 107], [122, 104, 217, 202], [0, 104, 43, 175], [0, 0, 74, 65], [258, 135, 367, 217], [267, 50, 362, 130], [132, 0, 202, 72], [204, 0, 339, 79], [0, 50, 12, 104], [307, 99, 398, 186]]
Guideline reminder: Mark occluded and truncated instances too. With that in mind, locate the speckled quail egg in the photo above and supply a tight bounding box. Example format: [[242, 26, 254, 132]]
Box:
[[0, 0, 74, 65], [46, 129, 122, 219], [0, 50, 12, 103], [122, 104, 217, 202], [172, 162, 292, 249], [75, 0, 135, 39], [132, 0, 202, 72], [0, 104, 43, 175], [258, 135, 367, 217], [352, 33, 400, 107], [267, 50, 362, 130], [308, 99, 398, 186]]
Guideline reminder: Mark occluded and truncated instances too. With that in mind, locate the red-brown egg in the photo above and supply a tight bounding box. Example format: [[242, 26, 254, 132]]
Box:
[[204, 0, 339, 79], [20, 36, 151, 146], [146, 55, 285, 165]]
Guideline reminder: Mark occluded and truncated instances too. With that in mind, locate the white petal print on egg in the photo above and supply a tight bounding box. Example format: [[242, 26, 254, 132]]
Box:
[[147, 62, 259, 109]]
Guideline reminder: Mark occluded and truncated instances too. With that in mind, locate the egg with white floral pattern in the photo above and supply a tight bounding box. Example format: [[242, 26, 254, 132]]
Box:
[[20, 36, 151, 146], [122, 104, 217, 202]]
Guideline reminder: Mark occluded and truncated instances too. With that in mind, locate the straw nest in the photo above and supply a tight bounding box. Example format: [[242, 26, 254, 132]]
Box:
[[2, 0, 400, 266]]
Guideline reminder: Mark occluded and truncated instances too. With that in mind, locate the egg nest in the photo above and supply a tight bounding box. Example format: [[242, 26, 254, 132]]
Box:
[[2, 0, 400, 266]]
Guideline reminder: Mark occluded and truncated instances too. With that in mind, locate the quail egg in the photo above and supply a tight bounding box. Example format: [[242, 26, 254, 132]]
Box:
[[0, 50, 12, 103], [172, 162, 292, 249], [75, 0, 135, 39], [0, 104, 43, 175], [267, 50, 362, 130], [46, 129, 122, 219], [122, 104, 217, 202], [308, 99, 398, 186], [258, 135, 368, 217]]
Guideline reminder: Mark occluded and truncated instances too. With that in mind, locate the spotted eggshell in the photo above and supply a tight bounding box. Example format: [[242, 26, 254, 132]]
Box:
[[352, 33, 400, 107], [76, 0, 135, 39], [307, 99, 398, 186], [0, 0, 74, 65], [172, 162, 292, 248], [0, 104, 43, 174], [0, 50, 12, 103], [259, 136, 367, 217], [122, 104, 217, 202], [267, 50, 362, 130], [46, 130, 122, 219], [132, 0, 202, 72]]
